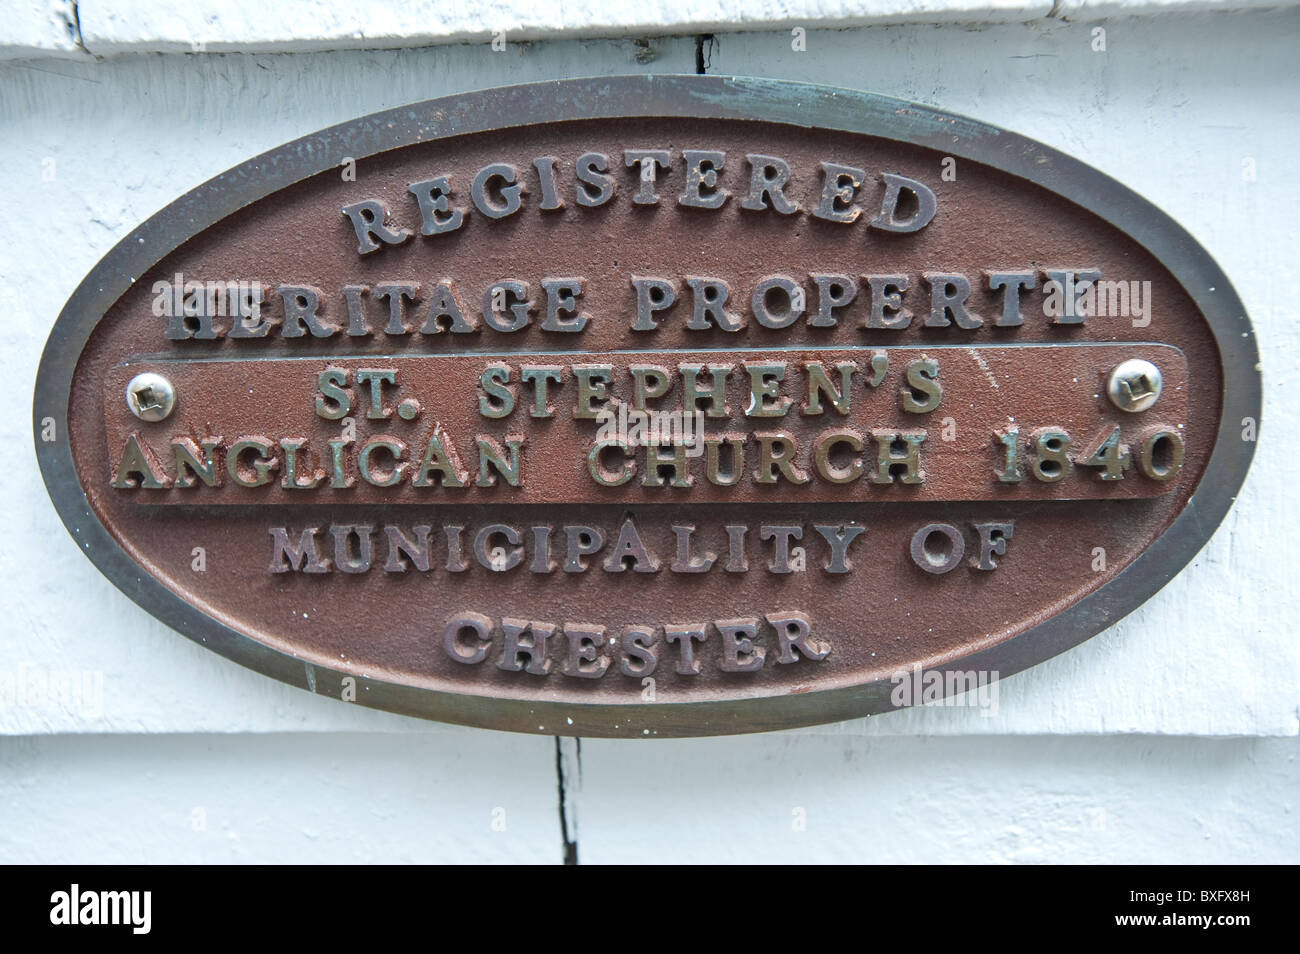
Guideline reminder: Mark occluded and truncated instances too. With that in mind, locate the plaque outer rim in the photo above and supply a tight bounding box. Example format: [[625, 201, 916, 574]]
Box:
[[32, 74, 1262, 737]]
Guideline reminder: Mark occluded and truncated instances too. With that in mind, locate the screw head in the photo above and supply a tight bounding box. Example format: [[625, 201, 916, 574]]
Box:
[[1107, 359, 1162, 413], [126, 372, 176, 422]]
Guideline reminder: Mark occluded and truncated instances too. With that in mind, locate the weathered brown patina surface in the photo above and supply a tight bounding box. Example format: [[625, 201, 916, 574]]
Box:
[[39, 77, 1254, 736]]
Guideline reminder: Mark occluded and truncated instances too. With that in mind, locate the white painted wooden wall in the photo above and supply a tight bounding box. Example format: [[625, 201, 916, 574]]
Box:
[[2, 1, 1296, 863]]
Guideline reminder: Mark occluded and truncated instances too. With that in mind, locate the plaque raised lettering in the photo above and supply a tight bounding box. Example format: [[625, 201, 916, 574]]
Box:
[[34, 76, 1260, 735]]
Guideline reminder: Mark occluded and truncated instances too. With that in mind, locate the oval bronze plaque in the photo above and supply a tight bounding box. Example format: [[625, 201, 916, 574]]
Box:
[[34, 75, 1260, 736]]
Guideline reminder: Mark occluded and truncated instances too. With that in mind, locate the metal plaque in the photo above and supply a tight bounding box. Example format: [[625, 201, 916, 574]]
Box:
[[34, 75, 1260, 736]]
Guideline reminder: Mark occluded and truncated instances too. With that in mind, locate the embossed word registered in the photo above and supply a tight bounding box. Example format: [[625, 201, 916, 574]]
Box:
[[36, 76, 1259, 736]]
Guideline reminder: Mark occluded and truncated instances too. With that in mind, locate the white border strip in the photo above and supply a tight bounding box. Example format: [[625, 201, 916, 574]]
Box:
[[3, 0, 1299, 61]]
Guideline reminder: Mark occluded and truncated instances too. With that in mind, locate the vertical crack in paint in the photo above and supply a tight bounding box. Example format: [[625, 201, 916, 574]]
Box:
[[65, 2, 89, 54], [555, 737, 581, 865], [695, 34, 715, 74]]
